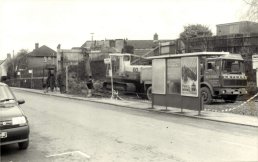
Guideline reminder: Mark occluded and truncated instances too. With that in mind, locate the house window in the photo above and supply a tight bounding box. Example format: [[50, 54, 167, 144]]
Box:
[[44, 57, 47, 62], [48, 57, 51, 60]]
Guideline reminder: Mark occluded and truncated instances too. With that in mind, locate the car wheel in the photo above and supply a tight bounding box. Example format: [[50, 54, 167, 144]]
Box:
[[18, 140, 29, 150]]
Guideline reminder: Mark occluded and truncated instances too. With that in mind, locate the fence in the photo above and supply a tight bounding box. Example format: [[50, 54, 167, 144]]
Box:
[[5, 77, 44, 90]]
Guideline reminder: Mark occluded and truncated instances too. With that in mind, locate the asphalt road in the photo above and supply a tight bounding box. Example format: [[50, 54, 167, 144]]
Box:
[[1, 90, 258, 162]]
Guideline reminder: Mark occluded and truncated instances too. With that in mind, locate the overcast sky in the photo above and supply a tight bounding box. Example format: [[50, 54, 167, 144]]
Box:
[[0, 0, 248, 59]]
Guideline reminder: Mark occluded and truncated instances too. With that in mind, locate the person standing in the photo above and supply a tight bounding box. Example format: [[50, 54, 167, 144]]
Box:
[[42, 77, 48, 93], [86, 76, 93, 97], [46, 69, 55, 92]]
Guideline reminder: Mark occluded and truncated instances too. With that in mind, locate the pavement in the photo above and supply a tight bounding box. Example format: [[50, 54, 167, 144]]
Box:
[[12, 87, 258, 128]]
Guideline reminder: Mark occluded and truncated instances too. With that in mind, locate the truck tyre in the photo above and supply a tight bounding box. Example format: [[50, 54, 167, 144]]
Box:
[[146, 86, 152, 101], [223, 95, 237, 103], [201, 87, 212, 104]]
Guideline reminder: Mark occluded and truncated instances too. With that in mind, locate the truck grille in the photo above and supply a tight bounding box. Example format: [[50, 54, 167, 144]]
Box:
[[223, 79, 247, 87]]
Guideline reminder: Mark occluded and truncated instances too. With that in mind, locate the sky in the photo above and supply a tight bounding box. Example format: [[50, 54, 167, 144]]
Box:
[[0, 0, 249, 59]]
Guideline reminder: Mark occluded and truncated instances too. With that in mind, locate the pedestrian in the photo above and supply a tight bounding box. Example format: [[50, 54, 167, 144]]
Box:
[[42, 77, 48, 93], [86, 76, 94, 97], [47, 69, 55, 92]]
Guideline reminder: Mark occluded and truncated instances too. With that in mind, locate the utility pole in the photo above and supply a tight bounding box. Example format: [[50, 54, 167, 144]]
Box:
[[90, 33, 94, 49], [12, 50, 15, 78]]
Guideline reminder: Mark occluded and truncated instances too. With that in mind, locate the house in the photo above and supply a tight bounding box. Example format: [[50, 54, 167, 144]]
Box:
[[0, 54, 11, 81], [15, 43, 57, 78], [80, 34, 175, 79], [26, 43, 56, 69], [81, 33, 174, 57], [216, 21, 258, 36]]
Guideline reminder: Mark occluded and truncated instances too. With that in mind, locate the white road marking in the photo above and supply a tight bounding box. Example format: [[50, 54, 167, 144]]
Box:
[[75, 151, 91, 159], [46, 151, 76, 158], [46, 150, 90, 159]]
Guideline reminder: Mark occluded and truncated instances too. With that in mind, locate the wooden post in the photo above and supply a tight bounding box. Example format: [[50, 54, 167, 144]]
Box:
[[110, 55, 114, 99], [66, 65, 68, 92], [198, 56, 202, 116], [256, 69, 258, 88]]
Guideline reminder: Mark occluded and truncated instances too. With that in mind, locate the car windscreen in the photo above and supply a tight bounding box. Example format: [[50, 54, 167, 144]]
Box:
[[0, 85, 16, 102]]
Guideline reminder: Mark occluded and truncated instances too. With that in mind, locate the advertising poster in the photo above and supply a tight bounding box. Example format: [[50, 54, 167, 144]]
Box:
[[167, 59, 181, 94], [181, 57, 199, 97]]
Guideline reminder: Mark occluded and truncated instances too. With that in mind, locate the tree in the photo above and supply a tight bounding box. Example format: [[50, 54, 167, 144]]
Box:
[[179, 24, 213, 40], [179, 24, 213, 52], [243, 0, 258, 22], [5, 49, 28, 79]]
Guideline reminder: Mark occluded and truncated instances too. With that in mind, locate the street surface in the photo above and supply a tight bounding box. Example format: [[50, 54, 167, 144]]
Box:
[[1, 90, 258, 162]]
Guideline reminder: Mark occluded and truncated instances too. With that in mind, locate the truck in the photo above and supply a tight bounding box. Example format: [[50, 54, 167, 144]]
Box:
[[199, 52, 247, 104], [103, 52, 247, 104]]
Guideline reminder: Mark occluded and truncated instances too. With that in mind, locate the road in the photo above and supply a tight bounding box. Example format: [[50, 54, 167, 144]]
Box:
[[1, 90, 258, 162]]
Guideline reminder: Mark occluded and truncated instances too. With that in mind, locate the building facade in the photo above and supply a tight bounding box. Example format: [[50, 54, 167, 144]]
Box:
[[216, 21, 258, 36], [0, 54, 11, 81]]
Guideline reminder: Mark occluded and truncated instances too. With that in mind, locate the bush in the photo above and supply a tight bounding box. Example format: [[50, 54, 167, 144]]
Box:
[[68, 77, 88, 95], [247, 82, 258, 95]]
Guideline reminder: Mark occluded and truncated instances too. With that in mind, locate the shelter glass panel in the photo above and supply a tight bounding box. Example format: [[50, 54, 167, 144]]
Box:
[[152, 59, 166, 94], [167, 58, 181, 94]]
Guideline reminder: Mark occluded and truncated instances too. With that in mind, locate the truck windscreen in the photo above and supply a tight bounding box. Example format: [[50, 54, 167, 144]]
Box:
[[222, 60, 244, 74]]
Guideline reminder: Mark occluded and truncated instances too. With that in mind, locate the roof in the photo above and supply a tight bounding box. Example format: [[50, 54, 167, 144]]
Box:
[[81, 40, 155, 49], [109, 53, 143, 57], [133, 49, 154, 56], [27, 45, 56, 57], [216, 21, 258, 26], [126, 40, 154, 49], [147, 52, 230, 59]]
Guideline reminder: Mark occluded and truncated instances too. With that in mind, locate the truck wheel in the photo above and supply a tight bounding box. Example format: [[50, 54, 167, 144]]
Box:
[[223, 95, 237, 103], [146, 86, 152, 101], [201, 87, 212, 104]]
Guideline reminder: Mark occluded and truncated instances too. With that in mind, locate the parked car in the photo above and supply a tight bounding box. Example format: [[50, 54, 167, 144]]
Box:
[[0, 82, 29, 149]]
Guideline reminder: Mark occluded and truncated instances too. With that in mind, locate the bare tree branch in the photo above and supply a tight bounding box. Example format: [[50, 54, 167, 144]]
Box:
[[243, 0, 258, 22]]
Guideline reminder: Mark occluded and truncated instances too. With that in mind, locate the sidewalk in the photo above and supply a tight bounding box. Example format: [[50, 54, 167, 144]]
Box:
[[12, 87, 258, 128]]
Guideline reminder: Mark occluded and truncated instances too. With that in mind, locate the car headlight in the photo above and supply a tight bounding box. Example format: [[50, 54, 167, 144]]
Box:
[[12, 116, 27, 126]]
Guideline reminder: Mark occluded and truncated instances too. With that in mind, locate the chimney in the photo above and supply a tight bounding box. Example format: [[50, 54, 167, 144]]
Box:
[[7, 53, 11, 60], [57, 44, 61, 49], [35, 43, 39, 49], [153, 33, 158, 41]]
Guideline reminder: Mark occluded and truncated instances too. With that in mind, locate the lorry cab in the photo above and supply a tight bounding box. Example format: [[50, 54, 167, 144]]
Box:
[[201, 53, 247, 104]]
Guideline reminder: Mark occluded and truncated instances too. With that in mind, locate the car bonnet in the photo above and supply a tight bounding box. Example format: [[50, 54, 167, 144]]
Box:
[[0, 104, 23, 121]]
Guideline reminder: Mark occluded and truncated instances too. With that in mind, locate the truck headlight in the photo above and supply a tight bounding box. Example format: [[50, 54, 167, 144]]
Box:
[[12, 116, 27, 126]]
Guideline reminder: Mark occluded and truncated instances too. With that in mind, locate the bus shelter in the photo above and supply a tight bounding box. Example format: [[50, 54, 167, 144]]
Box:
[[148, 52, 226, 114]]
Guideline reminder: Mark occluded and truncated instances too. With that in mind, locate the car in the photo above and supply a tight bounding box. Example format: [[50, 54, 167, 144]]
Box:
[[0, 82, 29, 150]]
